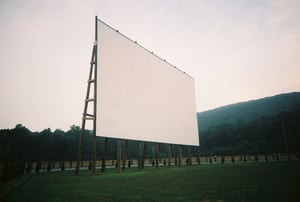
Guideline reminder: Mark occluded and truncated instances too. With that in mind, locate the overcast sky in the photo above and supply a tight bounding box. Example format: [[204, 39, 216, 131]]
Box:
[[0, 0, 299, 131]]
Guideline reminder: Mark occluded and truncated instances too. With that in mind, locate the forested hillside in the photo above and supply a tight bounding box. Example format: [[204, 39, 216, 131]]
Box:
[[198, 92, 300, 155]]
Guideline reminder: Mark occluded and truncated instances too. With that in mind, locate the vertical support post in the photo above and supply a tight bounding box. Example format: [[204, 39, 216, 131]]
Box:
[[168, 144, 172, 167], [197, 146, 201, 165], [76, 122, 85, 174], [91, 136, 96, 174], [101, 138, 108, 172], [178, 145, 182, 166], [117, 139, 122, 173], [155, 143, 160, 169], [142, 142, 147, 169], [122, 140, 128, 171], [188, 146, 192, 166], [137, 141, 141, 170], [92, 15, 98, 175]]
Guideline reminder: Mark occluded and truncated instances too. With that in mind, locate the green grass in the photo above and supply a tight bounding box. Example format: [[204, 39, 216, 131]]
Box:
[[4, 161, 300, 202]]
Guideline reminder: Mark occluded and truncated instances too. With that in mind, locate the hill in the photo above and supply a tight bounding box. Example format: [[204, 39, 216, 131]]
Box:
[[198, 92, 300, 155], [198, 92, 300, 132]]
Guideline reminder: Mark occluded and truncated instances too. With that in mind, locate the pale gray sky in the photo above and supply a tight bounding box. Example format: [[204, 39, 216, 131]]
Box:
[[0, 0, 299, 131]]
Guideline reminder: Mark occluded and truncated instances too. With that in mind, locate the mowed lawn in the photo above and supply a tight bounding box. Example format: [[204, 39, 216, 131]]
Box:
[[4, 161, 300, 202]]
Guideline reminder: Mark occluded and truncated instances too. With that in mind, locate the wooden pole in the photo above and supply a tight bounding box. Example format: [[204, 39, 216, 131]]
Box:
[[142, 142, 147, 169], [188, 146, 192, 166], [117, 139, 121, 173], [155, 143, 160, 169], [92, 15, 98, 175], [122, 140, 128, 171], [168, 144, 172, 167], [137, 141, 141, 170], [178, 145, 182, 166], [75, 127, 85, 174], [197, 146, 201, 165], [92, 135, 96, 174], [101, 138, 108, 172]]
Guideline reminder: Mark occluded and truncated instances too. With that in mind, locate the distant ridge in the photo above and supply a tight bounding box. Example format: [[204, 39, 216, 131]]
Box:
[[197, 92, 300, 155], [198, 92, 300, 132]]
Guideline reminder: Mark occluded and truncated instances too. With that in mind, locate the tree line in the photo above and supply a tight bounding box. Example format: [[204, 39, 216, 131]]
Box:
[[1, 92, 299, 162], [0, 124, 200, 162], [1, 109, 299, 163]]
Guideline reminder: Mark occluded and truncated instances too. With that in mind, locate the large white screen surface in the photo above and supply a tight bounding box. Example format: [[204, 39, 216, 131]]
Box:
[[97, 20, 199, 146]]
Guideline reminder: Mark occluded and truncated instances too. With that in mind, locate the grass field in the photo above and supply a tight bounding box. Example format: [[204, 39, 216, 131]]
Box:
[[3, 161, 300, 202]]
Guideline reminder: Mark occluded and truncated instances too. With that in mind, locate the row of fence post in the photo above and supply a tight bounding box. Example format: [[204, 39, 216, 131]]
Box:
[[1, 153, 297, 184]]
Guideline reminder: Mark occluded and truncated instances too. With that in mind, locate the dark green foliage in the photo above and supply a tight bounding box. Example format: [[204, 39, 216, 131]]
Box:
[[0, 162, 26, 184], [198, 92, 300, 131], [198, 92, 300, 155], [0, 124, 100, 162], [0, 162, 9, 183]]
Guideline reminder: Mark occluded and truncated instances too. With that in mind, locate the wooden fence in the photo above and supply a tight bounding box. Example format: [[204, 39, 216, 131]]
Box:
[[1, 153, 298, 184]]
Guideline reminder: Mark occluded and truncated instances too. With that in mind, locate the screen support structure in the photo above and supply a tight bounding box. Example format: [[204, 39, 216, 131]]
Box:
[[76, 16, 98, 175]]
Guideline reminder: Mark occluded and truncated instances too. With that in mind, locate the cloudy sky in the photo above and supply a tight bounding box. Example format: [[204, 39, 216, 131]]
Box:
[[0, 0, 299, 131]]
